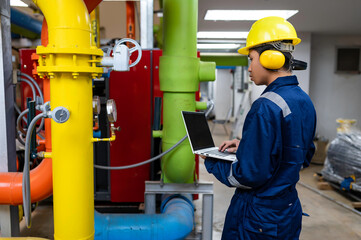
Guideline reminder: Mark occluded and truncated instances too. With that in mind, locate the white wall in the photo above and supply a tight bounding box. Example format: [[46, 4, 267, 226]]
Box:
[[214, 69, 233, 119], [309, 34, 361, 141], [294, 32, 312, 94]]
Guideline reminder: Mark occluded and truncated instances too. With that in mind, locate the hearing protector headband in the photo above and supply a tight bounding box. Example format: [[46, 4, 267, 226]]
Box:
[[255, 42, 307, 70]]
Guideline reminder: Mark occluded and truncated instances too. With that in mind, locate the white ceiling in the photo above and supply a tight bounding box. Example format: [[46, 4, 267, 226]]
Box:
[[198, 0, 361, 35]]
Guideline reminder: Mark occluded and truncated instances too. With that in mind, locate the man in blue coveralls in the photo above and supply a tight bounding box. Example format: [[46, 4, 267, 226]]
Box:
[[202, 17, 316, 239]]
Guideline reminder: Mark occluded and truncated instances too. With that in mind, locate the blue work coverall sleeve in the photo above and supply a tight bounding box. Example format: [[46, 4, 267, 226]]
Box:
[[205, 108, 279, 189]]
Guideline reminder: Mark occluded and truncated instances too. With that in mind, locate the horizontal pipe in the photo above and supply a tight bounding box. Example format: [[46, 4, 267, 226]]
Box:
[[10, 7, 42, 35], [94, 195, 194, 240], [0, 158, 52, 205]]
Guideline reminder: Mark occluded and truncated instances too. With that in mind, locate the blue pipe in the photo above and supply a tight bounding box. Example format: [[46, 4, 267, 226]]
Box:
[[10, 7, 42, 35], [94, 194, 194, 240]]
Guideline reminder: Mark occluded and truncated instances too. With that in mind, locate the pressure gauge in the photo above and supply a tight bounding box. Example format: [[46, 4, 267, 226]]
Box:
[[93, 96, 101, 115], [106, 99, 117, 123], [52, 107, 70, 123]]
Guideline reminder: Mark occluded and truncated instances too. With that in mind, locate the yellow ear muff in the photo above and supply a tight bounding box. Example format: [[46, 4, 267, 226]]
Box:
[[259, 50, 285, 70]]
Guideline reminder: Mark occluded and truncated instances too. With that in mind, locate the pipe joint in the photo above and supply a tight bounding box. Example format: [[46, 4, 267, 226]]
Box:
[[37, 151, 52, 159], [92, 123, 119, 142], [195, 101, 208, 110], [199, 61, 216, 82], [36, 45, 103, 79], [152, 130, 163, 138], [159, 56, 199, 92]]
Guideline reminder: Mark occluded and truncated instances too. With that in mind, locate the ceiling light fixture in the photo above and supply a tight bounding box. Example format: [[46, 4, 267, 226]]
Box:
[[197, 43, 241, 50], [198, 31, 249, 39], [10, 0, 28, 7], [204, 10, 298, 21]]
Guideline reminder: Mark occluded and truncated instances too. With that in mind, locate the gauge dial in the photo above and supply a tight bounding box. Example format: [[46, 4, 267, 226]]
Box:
[[52, 107, 70, 124], [106, 99, 117, 123], [93, 96, 101, 115]]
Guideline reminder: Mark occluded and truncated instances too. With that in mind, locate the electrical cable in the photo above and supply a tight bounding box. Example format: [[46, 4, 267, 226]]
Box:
[[22, 113, 46, 228], [14, 103, 27, 123], [17, 109, 29, 136], [94, 135, 188, 170], [94, 101, 215, 170], [20, 72, 44, 104], [18, 78, 36, 101], [16, 106, 45, 136], [20, 73, 45, 133]]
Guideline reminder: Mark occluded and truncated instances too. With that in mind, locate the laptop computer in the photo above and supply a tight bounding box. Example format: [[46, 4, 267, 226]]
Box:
[[182, 111, 237, 162]]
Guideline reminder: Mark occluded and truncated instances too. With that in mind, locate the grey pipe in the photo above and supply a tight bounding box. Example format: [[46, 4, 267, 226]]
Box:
[[23, 113, 46, 228]]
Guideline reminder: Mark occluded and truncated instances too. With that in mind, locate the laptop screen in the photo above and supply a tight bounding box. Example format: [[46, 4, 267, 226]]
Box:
[[182, 111, 215, 151]]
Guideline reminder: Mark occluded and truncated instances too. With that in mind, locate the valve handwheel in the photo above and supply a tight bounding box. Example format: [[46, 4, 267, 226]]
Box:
[[116, 38, 142, 68]]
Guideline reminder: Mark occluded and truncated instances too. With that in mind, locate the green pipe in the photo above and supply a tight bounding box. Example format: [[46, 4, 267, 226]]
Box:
[[159, 0, 215, 183], [152, 130, 163, 138], [196, 101, 208, 110]]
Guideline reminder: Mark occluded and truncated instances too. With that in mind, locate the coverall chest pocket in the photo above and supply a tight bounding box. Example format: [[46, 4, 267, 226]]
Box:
[[243, 217, 277, 239]]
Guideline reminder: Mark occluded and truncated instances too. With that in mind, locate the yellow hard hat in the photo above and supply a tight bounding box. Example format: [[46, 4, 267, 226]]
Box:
[[238, 16, 301, 55]]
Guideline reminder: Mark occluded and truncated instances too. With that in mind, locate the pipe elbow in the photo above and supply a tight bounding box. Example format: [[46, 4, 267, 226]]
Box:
[[160, 197, 194, 239], [0, 158, 53, 205]]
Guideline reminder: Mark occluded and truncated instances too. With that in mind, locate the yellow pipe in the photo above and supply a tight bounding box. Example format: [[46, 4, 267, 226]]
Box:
[[33, 0, 103, 239], [91, 123, 118, 142]]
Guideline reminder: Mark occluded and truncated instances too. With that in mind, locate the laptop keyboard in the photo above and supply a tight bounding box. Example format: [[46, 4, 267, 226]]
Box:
[[203, 149, 233, 157]]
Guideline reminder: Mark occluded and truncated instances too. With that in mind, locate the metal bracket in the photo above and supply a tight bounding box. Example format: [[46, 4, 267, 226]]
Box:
[[144, 181, 214, 240]]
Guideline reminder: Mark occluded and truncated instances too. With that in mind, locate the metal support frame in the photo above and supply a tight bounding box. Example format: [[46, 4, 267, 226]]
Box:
[[140, 0, 153, 49], [145, 181, 214, 240], [0, 0, 20, 236]]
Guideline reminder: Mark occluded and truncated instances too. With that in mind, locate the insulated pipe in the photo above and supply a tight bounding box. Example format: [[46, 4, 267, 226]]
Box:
[[33, 0, 103, 239], [159, 0, 215, 183], [94, 195, 194, 240]]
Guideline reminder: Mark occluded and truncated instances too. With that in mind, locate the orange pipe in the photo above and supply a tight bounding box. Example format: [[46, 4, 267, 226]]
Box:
[[126, 1, 136, 40], [0, 159, 52, 205]]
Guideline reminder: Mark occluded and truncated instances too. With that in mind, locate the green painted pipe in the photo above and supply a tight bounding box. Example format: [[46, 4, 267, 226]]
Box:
[[152, 130, 163, 138], [159, 0, 215, 183], [196, 101, 208, 110]]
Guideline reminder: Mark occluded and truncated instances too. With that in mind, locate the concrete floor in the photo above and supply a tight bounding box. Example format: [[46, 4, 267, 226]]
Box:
[[193, 122, 361, 240], [2, 122, 361, 239]]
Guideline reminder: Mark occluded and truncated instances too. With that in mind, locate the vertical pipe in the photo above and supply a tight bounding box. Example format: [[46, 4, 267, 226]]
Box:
[[0, 0, 20, 235], [33, 0, 103, 239], [90, 7, 100, 48], [126, 1, 136, 40], [159, 0, 199, 183]]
